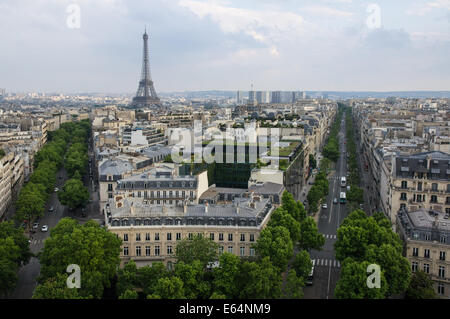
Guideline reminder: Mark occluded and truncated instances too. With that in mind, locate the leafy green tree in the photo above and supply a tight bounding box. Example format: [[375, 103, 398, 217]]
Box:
[[174, 260, 211, 299], [405, 270, 438, 299], [0, 221, 32, 266], [293, 250, 312, 280], [236, 257, 282, 299], [334, 210, 410, 297], [30, 160, 57, 194], [298, 217, 325, 251], [119, 289, 139, 299], [364, 244, 411, 295], [281, 191, 300, 222], [320, 157, 331, 173], [309, 154, 317, 170], [213, 252, 241, 298], [152, 276, 185, 299], [164, 155, 173, 163], [268, 208, 301, 243], [137, 262, 169, 296], [253, 226, 293, 271], [335, 224, 369, 261], [0, 258, 18, 298], [15, 182, 47, 227], [284, 269, 304, 299], [58, 178, 89, 209], [175, 234, 219, 269], [347, 185, 364, 204], [116, 260, 138, 297], [334, 259, 388, 299], [32, 273, 84, 299], [37, 218, 122, 299], [209, 292, 226, 299], [34, 144, 64, 169]]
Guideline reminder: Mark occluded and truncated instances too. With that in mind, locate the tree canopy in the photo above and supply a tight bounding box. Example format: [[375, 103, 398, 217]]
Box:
[[0, 221, 32, 297], [36, 218, 122, 299], [334, 210, 411, 298], [58, 178, 89, 209]]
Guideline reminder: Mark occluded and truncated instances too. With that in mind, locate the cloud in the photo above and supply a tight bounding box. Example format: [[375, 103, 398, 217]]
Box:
[[407, 0, 450, 16], [361, 28, 411, 50], [178, 0, 308, 46], [301, 5, 355, 18]]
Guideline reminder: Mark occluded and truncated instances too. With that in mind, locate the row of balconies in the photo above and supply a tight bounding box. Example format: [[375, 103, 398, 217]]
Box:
[[395, 186, 450, 194], [405, 198, 450, 205]]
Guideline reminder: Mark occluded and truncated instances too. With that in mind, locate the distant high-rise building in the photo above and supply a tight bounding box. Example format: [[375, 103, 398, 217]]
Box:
[[236, 90, 244, 105], [256, 91, 270, 104], [302, 91, 306, 99], [271, 91, 281, 103], [271, 91, 292, 103], [130, 29, 160, 108], [248, 91, 255, 103], [0, 88, 5, 96]]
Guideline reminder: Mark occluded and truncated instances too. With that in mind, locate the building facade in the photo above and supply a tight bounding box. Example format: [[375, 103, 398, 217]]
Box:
[[397, 208, 450, 298], [106, 195, 275, 268], [387, 151, 450, 227]]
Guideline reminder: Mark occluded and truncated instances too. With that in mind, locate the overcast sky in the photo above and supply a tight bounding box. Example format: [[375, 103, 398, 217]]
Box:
[[0, 0, 449, 93]]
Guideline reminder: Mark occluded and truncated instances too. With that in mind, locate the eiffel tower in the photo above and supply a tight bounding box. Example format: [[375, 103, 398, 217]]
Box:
[[130, 29, 161, 108]]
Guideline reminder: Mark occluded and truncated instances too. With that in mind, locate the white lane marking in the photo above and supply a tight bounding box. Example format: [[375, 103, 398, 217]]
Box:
[[326, 261, 332, 299], [328, 177, 336, 224], [325, 260, 328, 266]]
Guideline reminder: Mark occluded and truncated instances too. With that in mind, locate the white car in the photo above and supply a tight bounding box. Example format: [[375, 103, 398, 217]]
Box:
[[54, 187, 59, 192], [322, 203, 328, 209], [41, 225, 48, 232]]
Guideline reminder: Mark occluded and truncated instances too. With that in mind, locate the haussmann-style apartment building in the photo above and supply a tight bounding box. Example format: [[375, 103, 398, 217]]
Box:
[[105, 193, 275, 269]]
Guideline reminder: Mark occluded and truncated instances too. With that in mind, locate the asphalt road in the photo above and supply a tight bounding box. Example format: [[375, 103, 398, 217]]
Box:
[[7, 168, 69, 299], [7, 138, 100, 299], [303, 116, 350, 299]]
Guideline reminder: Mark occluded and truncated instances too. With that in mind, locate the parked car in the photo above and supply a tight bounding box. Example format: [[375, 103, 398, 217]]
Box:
[[48, 206, 54, 213], [33, 222, 39, 229], [322, 203, 328, 209], [41, 225, 48, 232]]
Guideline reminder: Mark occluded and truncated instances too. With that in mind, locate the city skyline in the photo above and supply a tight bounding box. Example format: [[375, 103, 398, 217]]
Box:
[[0, 0, 449, 93]]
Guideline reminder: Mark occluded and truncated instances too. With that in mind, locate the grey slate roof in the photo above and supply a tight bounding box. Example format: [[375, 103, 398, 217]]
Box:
[[99, 159, 133, 176]]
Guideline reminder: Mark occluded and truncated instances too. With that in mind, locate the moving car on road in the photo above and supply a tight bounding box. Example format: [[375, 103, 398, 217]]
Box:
[[333, 198, 338, 204], [48, 206, 54, 213], [306, 260, 315, 286], [322, 203, 327, 209], [41, 225, 48, 232], [340, 192, 346, 204]]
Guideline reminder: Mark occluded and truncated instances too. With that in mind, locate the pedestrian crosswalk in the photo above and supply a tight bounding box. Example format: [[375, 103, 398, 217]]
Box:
[[313, 259, 341, 268], [30, 239, 44, 245], [323, 234, 337, 240]]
